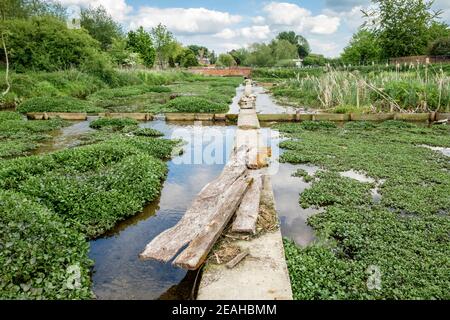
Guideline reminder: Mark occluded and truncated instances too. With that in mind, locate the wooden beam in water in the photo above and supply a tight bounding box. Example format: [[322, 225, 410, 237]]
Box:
[[139, 146, 248, 262], [173, 175, 253, 270]]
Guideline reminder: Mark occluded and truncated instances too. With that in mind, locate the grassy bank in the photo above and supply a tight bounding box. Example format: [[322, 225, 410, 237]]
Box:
[[1, 68, 242, 114], [258, 65, 450, 113], [0, 125, 177, 298], [276, 121, 450, 299]]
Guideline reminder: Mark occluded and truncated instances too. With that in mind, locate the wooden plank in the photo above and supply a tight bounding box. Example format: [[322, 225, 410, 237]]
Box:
[[394, 113, 430, 121], [173, 175, 253, 270], [312, 113, 350, 121], [436, 112, 450, 121], [139, 146, 248, 262], [232, 171, 262, 234], [350, 113, 394, 121], [258, 114, 296, 122], [165, 113, 196, 121], [225, 249, 250, 269]]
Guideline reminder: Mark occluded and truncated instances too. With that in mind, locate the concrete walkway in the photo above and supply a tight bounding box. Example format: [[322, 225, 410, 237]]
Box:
[[197, 79, 293, 300]]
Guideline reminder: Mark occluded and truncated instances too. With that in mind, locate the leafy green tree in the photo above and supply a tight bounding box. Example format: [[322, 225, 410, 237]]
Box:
[[341, 29, 382, 65], [216, 53, 237, 67], [0, 0, 66, 20], [80, 6, 122, 51], [1, 16, 100, 72], [179, 49, 198, 67], [208, 50, 217, 64], [229, 48, 248, 65], [363, 0, 443, 58], [428, 36, 450, 55], [427, 21, 450, 45], [271, 39, 299, 61], [151, 23, 175, 69], [127, 26, 155, 68], [303, 53, 327, 66], [276, 31, 310, 58], [245, 43, 275, 67]]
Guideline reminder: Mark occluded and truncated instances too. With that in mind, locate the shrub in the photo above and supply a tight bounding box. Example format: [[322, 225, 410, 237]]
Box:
[[89, 117, 138, 130], [2, 17, 101, 72], [164, 96, 228, 113], [17, 96, 103, 113], [428, 36, 450, 56]]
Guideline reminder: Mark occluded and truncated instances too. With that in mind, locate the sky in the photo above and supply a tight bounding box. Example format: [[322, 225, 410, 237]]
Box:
[[58, 0, 450, 57]]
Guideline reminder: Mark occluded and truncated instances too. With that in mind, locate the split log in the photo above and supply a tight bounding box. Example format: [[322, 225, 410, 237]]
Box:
[[226, 249, 250, 269], [173, 175, 253, 270], [139, 146, 248, 262], [232, 171, 262, 234]]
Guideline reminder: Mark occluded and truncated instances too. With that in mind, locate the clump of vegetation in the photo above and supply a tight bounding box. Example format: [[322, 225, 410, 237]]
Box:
[[277, 121, 450, 299], [292, 168, 314, 182], [300, 171, 374, 208], [0, 134, 177, 298], [344, 121, 378, 130], [301, 121, 337, 131], [89, 117, 138, 130], [131, 127, 164, 137], [0, 116, 67, 159], [17, 97, 103, 113], [88, 85, 171, 101], [164, 96, 228, 113]]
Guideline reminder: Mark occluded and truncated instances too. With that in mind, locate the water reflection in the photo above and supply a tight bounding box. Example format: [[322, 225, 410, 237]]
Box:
[[228, 85, 298, 114], [89, 122, 233, 300]]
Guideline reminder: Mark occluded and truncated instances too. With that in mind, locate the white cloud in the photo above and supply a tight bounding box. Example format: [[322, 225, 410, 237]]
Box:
[[214, 25, 271, 40], [252, 16, 266, 24], [57, 0, 132, 21], [128, 7, 242, 35], [263, 2, 341, 35]]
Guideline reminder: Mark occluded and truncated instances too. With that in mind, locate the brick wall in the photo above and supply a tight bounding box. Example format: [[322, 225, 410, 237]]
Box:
[[188, 67, 252, 77]]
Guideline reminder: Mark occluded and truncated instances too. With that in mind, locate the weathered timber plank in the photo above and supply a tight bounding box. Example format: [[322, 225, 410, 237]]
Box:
[[139, 146, 248, 262], [173, 175, 253, 270], [232, 171, 262, 234]]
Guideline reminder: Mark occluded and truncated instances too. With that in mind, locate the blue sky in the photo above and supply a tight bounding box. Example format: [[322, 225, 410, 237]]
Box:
[[59, 0, 450, 57]]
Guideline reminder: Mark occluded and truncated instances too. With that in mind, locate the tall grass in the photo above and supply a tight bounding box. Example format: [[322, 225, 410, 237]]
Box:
[[271, 65, 450, 112]]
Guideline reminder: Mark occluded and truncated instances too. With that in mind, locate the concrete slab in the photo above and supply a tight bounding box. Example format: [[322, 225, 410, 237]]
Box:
[[197, 230, 293, 300], [197, 175, 293, 300]]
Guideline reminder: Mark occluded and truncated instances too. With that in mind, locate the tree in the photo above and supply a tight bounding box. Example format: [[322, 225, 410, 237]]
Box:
[[363, 0, 443, 58], [80, 6, 122, 51], [127, 26, 155, 68], [229, 48, 248, 65], [245, 43, 275, 67], [303, 53, 327, 66], [208, 50, 217, 64], [0, 16, 101, 72], [151, 23, 175, 69], [276, 31, 310, 58], [216, 53, 236, 67], [271, 39, 298, 61], [428, 36, 450, 55], [0, 0, 66, 21], [179, 49, 198, 67], [341, 29, 382, 65], [427, 21, 450, 45]]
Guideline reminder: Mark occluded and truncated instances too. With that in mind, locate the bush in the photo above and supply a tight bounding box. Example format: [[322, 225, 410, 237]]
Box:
[[17, 96, 103, 113], [164, 96, 228, 113], [0, 190, 93, 299], [89, 117, 138, 130], [2, 17, 101, 72], [428, 36, 450, 56], [300, 121, 337, 131]]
